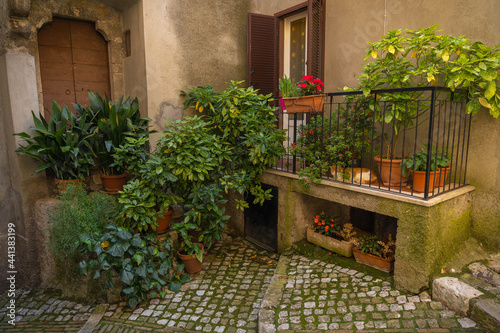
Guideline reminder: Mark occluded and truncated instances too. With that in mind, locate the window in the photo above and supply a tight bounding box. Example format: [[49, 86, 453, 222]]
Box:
[[284, 12, 307, 83], [247, 0, 325, 96]]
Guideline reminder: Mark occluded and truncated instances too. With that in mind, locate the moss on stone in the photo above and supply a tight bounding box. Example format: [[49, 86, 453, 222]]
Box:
[[290, 239, 394, 283]]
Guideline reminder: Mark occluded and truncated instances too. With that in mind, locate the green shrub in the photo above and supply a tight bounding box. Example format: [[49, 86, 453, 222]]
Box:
[[49, 183, 117, 261], [78, 225, 189, 308]]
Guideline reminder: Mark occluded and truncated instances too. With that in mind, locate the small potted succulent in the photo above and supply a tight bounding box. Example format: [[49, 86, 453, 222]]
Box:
[[352, 234, 395, 273], [306, 212, 359, 257], [401, 146, 451, 193], [280, 75, 325, 113]]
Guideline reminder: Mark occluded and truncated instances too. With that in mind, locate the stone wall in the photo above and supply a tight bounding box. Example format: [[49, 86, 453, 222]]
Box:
[[0, 0, 127, 293], [257, 170, 475, 293]]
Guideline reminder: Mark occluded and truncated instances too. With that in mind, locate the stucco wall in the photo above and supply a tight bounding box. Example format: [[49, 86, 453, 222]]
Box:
[[140, 0, 250, 138], [123, 0, 148, 114]]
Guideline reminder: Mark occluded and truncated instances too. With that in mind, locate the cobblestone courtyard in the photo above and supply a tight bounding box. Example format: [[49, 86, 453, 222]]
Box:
[[0, 237, 487, 332]]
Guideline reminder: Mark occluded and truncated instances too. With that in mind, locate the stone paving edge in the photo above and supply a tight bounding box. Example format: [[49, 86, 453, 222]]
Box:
[[259, 254, 291, 333], [78, 304, 108, 333]]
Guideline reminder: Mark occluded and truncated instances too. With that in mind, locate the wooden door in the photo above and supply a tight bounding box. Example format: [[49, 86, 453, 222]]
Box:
[[38, 17, 111, 114]]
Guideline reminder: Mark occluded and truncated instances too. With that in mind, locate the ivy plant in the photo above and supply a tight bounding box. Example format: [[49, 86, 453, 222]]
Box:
[[78, 225, 189, 308]]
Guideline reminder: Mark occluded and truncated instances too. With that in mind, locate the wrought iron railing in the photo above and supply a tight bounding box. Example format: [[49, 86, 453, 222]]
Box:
[[271, 87, 471, 199]]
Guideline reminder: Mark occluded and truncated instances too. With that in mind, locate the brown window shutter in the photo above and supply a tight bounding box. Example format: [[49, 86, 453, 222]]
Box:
[[307, 0, 325, 79], [247, 13, 276, 96]]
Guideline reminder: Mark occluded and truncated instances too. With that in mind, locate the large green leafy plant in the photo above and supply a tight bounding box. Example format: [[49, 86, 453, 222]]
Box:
[[171, 81, 287, 259], [14, 100, 95, 180], [74, 92, 152, 175], [78, 225, 189, 308], [112, 136, 181, 233], [356, 25, 500, 156]]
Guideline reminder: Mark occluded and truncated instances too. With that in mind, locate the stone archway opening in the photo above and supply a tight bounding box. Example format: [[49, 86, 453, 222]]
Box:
[[37, 17, 111, 115]]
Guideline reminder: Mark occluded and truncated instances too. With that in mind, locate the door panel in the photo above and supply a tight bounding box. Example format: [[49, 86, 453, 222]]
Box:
[[39, 62, 74, 81], [37, 18, 71, 47], [38, 17, 111, 113], [74, 64, 109, 82], [73, 49, 108, 65]]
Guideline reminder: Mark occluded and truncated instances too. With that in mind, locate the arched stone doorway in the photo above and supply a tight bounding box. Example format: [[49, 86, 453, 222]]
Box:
[[37, 17, 111, 113]]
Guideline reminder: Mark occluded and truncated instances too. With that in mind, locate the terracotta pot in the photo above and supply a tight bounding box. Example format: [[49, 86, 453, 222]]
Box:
[[374, 156, 409, 187], [54, 178, 84, 195], [306, 226, 353, 257], [353, 248, 394, 273], [411, 167, 450, 193], [101, 173, 127, 193], [178, 243, 204, 274], [156, 206, 174, 234], [282, 95, 325, 113]]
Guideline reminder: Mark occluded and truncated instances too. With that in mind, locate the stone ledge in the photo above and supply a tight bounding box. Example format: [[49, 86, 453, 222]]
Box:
[[470, 298, 500, 332], [432, 277, 483, 316], [264, 169, 475, 207]]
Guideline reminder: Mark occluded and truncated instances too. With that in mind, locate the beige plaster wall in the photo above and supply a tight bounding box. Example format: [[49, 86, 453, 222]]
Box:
[[141, 0, 250, 138], [123, 0, 148, 113], [248, 0, 304, 15]]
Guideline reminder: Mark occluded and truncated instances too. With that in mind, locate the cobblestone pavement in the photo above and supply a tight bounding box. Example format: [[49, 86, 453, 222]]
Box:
[[0, 237, 487, 332], [0, 289, 94, 332], [273, 254, 482, 332]]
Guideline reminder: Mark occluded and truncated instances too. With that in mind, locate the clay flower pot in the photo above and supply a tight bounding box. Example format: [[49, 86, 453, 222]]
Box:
[[101, 173, 128, 193], [178, 243, 204, 274], [55, 178, 84, 195], [374, 155, 409, 187], [353, 248, 394, 273], [306, 226, 353, 257], [156, 206, 174, 234], [282, 95, 325, 113], [411, 167, 450, 193]]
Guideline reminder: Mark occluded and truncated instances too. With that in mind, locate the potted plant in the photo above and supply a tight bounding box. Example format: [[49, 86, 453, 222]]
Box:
[[74, 92, 152, 193], [354, 25, 500, 186], [14, 100, 95, 192], [112, 136, 181, 234], [290, 108, 375, 190], [401, 146, 451, 193], [352, 234, 395, 273], [177, 242, 204, 274], [280, 75, 325, 113], [306, 213, 359, 257], [176, 82, 286, 264]]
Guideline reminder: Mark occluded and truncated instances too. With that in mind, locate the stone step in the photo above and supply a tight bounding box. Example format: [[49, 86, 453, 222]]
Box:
[[433, 260, 500, 333]]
